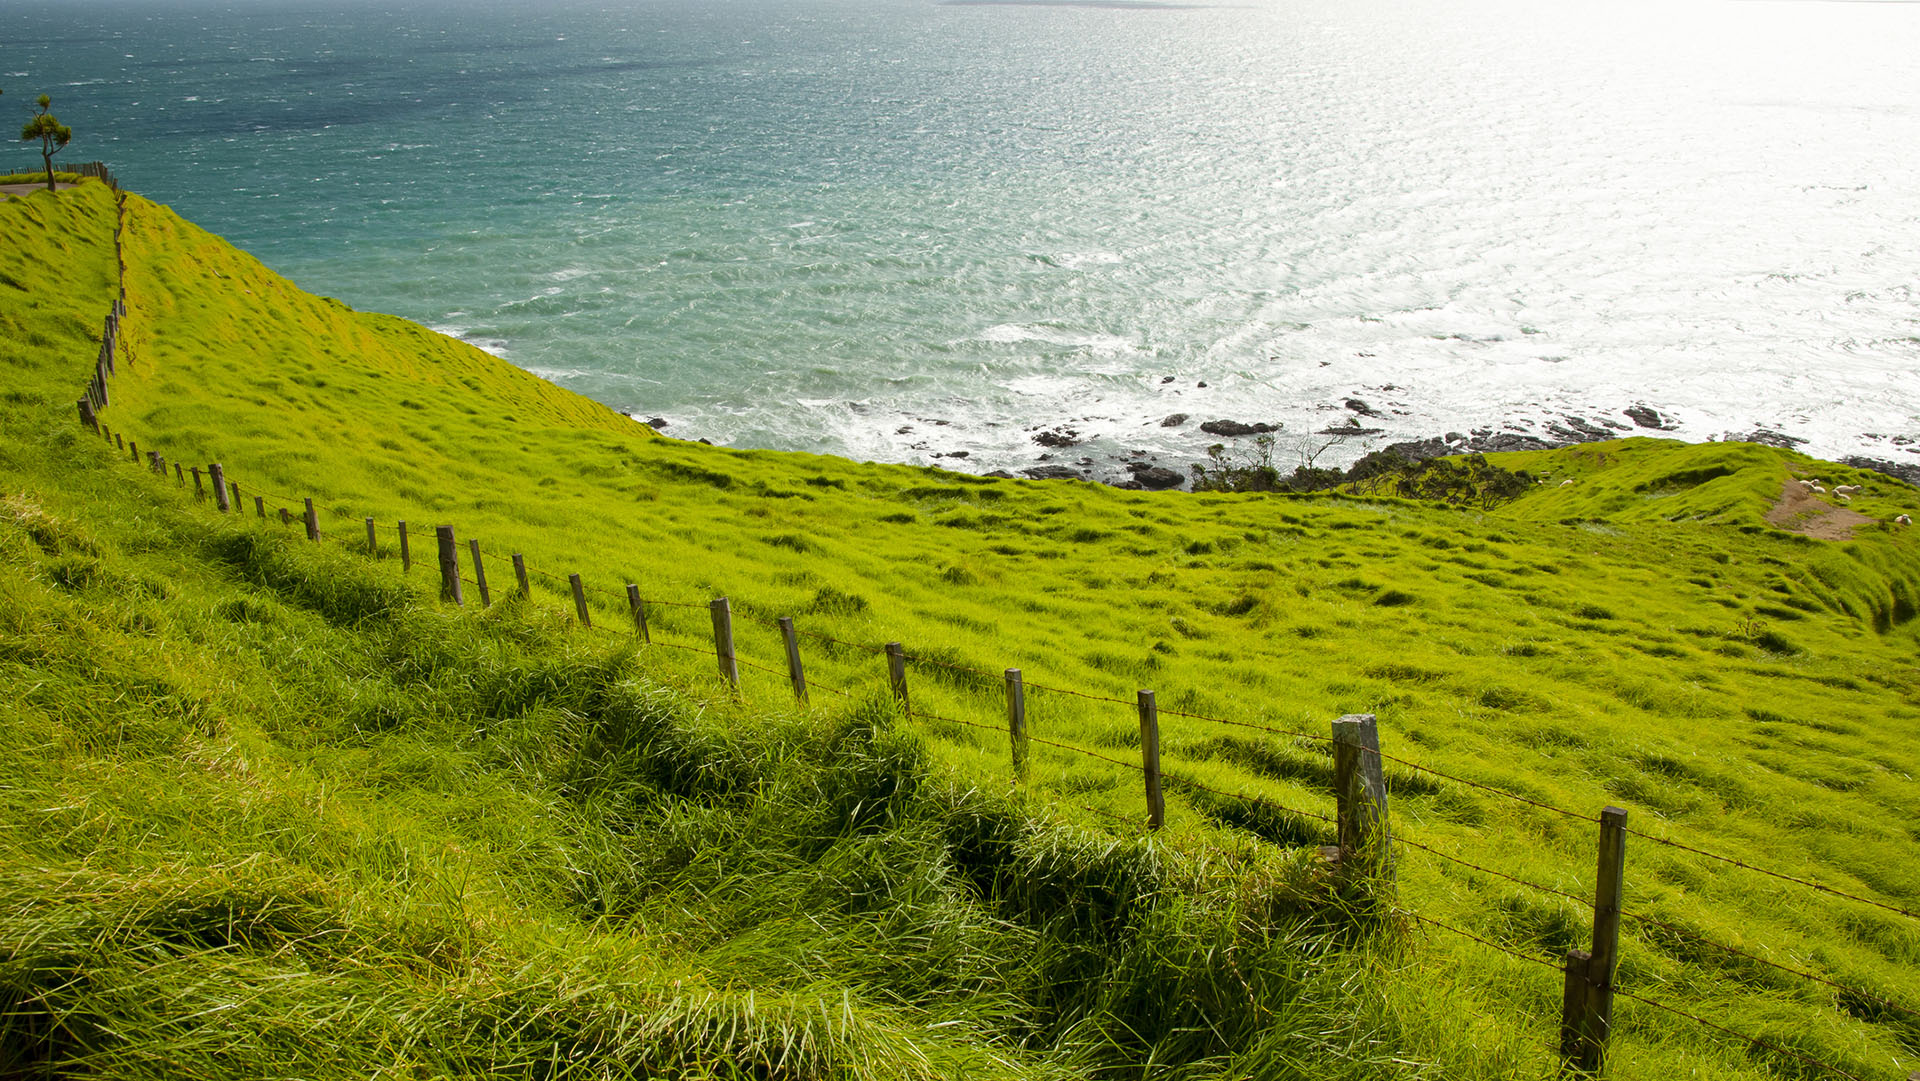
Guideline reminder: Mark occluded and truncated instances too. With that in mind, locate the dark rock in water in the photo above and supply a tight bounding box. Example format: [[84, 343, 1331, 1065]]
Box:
[[985, 470, 1016, 479], [698, 438, 713, 445], [1161, 413, 1190, 428], [1034, 427, 1082, 448], [1445, 431, 1466, 443], [1842, 457, 1920, 487], [1200, 419, 1277, 437], [1161, 375, 1176, 384], [1382, 438, 1452, 463], [1197, 381, 1209, 388], [896, 425, 914, 435], [1733, 429, 1808, 449], [1473, 433, 1556, 453], [946, 450, 970, 459], [1344, 398, 1382, 418], [1546, 416, 1617, 443], [1024, 465, 1085, 481], [1623, 405, 1675, 430], [1126, 463, 1184, 490], [644, 417, 668, 429], [1319, 422, 1383, 436]]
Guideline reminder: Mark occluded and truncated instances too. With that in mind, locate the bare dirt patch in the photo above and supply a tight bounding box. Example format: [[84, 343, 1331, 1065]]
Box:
[[1766, 478, 1874, 540]]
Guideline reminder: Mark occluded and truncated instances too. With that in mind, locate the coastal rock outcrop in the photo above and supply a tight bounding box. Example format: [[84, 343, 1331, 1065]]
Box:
[[1199, 419, 1278, 437]]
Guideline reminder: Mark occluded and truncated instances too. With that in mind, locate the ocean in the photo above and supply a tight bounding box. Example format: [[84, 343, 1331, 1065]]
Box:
[[10, 0, 1920, 480]]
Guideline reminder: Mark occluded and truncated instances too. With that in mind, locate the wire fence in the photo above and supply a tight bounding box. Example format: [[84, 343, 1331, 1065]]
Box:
[[74, 188, 1916, 1077]]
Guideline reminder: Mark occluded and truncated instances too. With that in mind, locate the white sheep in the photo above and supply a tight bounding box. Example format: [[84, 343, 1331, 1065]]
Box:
[[1560, 479, 1575, 487], [1812, 485, 1827, 494], [1798, 479, 1816, 489], [1897, 514, 1912, 526], [1835, 484, 1860, 496]]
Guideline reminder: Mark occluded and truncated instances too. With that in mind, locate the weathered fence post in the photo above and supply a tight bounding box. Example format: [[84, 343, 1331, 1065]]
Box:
[[77, 399, 96, 431], [174, 463, 183, 485], [1560, 807, 1628, 1076], [778, 616, 806, 703], [302, 498, 320, 542], [279, 507, 291, 527], [1138, 690, 1164, 830], [228, 480, 240, 509], [115, 433, 124, 451], [512, 554, 529, 599], [435, 526, 463, 605], [569, 574, 590, 627], [209, 464, 230, 512], [886, 642, 909, 712], [191, 467, 204, 500], [711, 598, 739, 689], [1332, 713, 1392, 881], [397, 521, 411, 571], [129, 440, 139, 463], [254, 496, 265, 518], [365, 518, 378, 556], [146, 451, 161, 474], [627, 585, 651, 642], [468, 540, 491, 607], [1006, 669, 1028, 783]]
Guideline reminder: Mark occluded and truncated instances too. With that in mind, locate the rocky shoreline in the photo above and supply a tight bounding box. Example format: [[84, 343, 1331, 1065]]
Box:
[[632, 404, 1920, 491]]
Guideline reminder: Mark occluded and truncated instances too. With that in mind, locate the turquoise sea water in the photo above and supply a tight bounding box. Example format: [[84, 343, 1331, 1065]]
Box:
[[10, 0, 1920, 479]]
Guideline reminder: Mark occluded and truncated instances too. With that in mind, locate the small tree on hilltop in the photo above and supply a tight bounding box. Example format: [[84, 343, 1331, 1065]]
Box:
[[21, 95, 72, 194]]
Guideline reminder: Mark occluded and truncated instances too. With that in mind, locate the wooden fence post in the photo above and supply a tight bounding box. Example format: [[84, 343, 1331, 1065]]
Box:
[[512, 554, 529, 599], [279, 507, 291, 526], [254, 496, 265, 519], [209, 464, 230, 512], [77, 399, 96, 431], [146, 451, 160, 474], [365, 518, 378, 556], [1006, 669, 1028, 783], [1138, 690, 1164, 830], [1332, 713, 1392, 882], [711, 598, 739, 689], [468, 540, 491, 607], [1560, 807, 1628, 1075], [302, 498, 320, 542], [398, 521, 411, 571], [129, 440, 138, 463], [569, 574, 590, 627], [435, 526, 463, 605], [228, 480, 240, 509], [778, 617, 806, 703], [114, 432, 124, 451], [174, 463, 183, 485], [627, 585, 650, 641], [192, 467, 204, 500], [886, 643, 909, 712]]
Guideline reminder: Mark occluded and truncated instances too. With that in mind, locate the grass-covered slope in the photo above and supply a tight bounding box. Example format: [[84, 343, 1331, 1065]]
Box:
[[4, 179, 1919, 1079]]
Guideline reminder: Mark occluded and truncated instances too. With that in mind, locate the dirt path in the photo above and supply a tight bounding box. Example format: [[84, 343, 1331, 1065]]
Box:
[[0, 181, 78, 201], [1765, 476, 1874, 539]]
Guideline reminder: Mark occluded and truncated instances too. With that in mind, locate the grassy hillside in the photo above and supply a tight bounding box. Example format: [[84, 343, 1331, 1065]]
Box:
[[3, 179, 1918, 1079]]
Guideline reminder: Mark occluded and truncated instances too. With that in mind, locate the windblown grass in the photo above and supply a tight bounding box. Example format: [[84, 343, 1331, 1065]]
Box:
[[1, 177, 1916, 1078]]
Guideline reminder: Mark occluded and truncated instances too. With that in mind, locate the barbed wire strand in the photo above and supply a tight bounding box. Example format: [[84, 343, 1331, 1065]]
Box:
[[791, 626, 887, 654], [1395, 907, 1563, 972], [1392, 835, 1592, 908], [737, 656, 791, 681], [1161, 769, 1339, 827], [1368, 746, 1599, 825], [905, 707, 1003, 736], [1619, 910, 1920, 1022], [1612, 987, 1866, 1081], [1019, 678, 1135, 709], [901, 650, 1003, 681], [1623, 828, 1920, 924]]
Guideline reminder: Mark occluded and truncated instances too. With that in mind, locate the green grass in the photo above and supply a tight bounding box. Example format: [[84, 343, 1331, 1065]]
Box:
[[2, 177, 1918, 1078]]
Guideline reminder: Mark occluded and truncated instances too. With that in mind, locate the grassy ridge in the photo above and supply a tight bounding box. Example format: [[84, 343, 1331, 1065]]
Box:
[[3, 179, 1919, 1078]]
